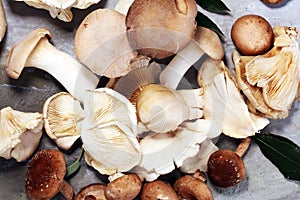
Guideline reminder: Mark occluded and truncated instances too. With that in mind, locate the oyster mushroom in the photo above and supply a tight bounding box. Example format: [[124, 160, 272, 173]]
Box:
[[160, 26, 224, 89], [25, 149, 74, 200], [0, 0, 6, 41], [233, 26, 300, 119], [0, 107, 43, 162], [125, 0, 198, 59], [207, 138, 251, 188], [74, 183, 106, 200], [43, 92, 84, 150], [74, 8, 138, 78], [6, 28, 99, 102], [16, 0, 101, 22]]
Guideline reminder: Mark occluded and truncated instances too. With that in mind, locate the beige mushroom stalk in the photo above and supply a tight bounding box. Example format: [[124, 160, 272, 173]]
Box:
[[160, 26, 224, 89], [6, 28, 99, 102], [15, 0, 101, 22], [0, 0, 7, 41], [197, 58, 269, 138], [0, 107, 43, 162], [233, 26, 300, 119]]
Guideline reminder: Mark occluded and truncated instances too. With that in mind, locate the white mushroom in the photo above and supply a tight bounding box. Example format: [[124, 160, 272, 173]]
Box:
[[74, 8, 138, 78], [0, 107, 43, 162], [160, 26, 224, 89], [114, 0, 134, 15], [0, 0, 7, 41], [15, 0, 101, 22], [6, 28, 99, 102]]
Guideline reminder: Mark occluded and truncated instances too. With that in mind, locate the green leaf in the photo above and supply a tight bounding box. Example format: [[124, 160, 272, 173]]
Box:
[[66, 148, 84, 178], [196, 11, 224, 36], [196, 0, 230, 12], [254, 133, 300, 181]]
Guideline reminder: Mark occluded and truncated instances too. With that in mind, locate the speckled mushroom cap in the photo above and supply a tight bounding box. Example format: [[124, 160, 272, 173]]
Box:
[[126, 0, 197, 59], [25, 149, 66, 200]]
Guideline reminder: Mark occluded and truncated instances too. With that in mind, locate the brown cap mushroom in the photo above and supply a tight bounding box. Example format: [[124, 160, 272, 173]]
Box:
[[74, 183, 106, 200], [125, 0, 197, 59], [25, 149, 74, 200], [231, 14, 274, 55], [261, 0, 284, 4], [141, 180, 179, 200], [207, 138, 251, 188]]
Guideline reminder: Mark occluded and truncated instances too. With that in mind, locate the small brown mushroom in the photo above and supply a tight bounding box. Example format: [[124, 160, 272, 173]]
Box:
[[141, 180, 179, 200], [261, 0, 284, 4], [125, 0, 197, 59], [231, 14, 274, 55], [74, 183, 106, 200], [207, 137, 251, 188], [105, 173, 142, 200], [25, 149, 74, 200], [174, 175, 213, 200]]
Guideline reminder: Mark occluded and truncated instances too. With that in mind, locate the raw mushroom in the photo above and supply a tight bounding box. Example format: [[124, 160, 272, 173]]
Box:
[[231, 14, 274, 55], [261, 0, 285, 4], [114, 0, 135, 15], [233, 26, 300, 119], [125, 0, 198, 59], [160, 26, 224, 89], [16, 0, 101, 22], [6, 28, 99, 102], [0, 107, 43, 162], [174, 175, 213, 200], [141, 180, 179, 200], [74, 183, 106, 200], [74, 8, 138, 78], [25, 149, 74, 200], [105, 173, 142, 200], [207, 138, 251, 188], [0, 0, 6, 41], [43, 92, 84, 150]]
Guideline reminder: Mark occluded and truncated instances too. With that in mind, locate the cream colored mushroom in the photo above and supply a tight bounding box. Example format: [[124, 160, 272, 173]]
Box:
[[74, 8, 138, 78], [6, 28, 99, 102], [15, 0, 101, 22], [0, 0, 7, 42], [160, 26, 224, 89], [233, 26, 300, 119], [43, 92, 84, 150], [0, 107, 43, 162]]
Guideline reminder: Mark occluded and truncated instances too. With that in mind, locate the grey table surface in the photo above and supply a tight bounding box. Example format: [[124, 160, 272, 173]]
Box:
[[0, 0, 300, 199]]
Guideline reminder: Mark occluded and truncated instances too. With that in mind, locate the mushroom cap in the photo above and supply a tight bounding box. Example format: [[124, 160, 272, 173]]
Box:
[[125, 0, 197, 59], [74, 183, 106, 200], [231, 14, 274, 55], [141, 180, 179, 200], [207, 150, 246, 188], [74, 8, 137, 78], [25, 149, 66, 200]]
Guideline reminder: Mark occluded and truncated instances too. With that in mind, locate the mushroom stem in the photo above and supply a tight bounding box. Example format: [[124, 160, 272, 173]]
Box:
[[60, 180, 74, 200], [234, 137, 251, 157], [160, 40, 206, 89], [0, 0, 6, 41]]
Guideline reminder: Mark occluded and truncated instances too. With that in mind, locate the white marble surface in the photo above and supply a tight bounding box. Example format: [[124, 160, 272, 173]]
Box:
[[0, 0, 300, 199]]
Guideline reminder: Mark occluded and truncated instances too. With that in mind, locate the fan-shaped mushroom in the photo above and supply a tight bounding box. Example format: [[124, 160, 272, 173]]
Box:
[[0, 107, 43, 162], [6, 28, 99, 102]]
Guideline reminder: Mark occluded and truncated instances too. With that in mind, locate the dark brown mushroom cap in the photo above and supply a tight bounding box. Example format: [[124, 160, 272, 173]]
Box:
[[125, 0, 197, 59], [25, 149, 66, 200], [141, 180, 179, 200], [174, 175, 213, 200], [74, 183, 106, 200], [207, 150, 246, 188]]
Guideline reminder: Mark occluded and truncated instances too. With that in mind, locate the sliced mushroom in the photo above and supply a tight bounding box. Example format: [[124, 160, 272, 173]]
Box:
[[74, 183, 106, 200], [74, 8, 138, 78], [0, 0, 7, 41], [17, 0, 101, 22], [160, 26, 224, 89], [43, 92, 84, 150], [141, 180, 179, 200], [105, 173, 142, 200], [207, 138, 251, 188], [174, 175, 213, 200], [6, 28, 99, 102], [25, 149, 74, 200], [0, 107, 43, 162], [125, 0, 197, 59]]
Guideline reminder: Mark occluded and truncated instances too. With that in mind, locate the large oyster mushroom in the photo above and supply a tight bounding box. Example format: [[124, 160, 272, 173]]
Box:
[[0, 107, 43, 162], [233, 26, 300, 119]]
